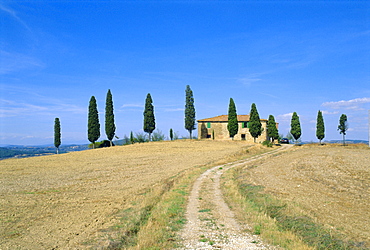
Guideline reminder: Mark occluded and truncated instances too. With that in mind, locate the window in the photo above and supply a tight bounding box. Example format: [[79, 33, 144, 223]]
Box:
[[207, 122, 211, 128], [241, 134, 246, 140], [242, 122, 249, 128]]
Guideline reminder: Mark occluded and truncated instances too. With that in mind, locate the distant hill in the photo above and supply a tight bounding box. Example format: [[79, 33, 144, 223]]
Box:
[[324, 139, 369, 145], [0, 144, 89, 160], [0, 138, 132, 160], [1, 139, 368, 160]]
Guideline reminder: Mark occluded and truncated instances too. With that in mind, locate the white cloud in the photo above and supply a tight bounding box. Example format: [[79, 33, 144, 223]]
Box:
[[237, 77, 262, 87], [259, 92, 278, 99], [277, 113, 293, 119], [121, 104, 143, 108], [163, 108, 184, 112], [276, 113, 293, 124], [0, 99, 46, 117], [322, 97, 370, 110], [236, 72, 266, 87], [0, 3, 31, 31], [0, 98, 85, 118], [57, 103, 86, 114], [321, 110, 339, 115]]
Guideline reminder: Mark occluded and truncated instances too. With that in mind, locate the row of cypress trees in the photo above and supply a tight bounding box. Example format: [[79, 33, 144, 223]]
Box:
[[226, 98, 348, 145], [227, 98, 279, 143], [287, 111, 348, 145], [87, 90, 116, 149], [289, 111, 348, 145], [53, 89, 126, 152], [142, 85, 196, 142], [55, 89, 348, 153], [86, 86, 196, 149]]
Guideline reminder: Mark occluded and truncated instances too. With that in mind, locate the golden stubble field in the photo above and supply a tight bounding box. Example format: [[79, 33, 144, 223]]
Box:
[[0, 140, 248, 249], [240, 144, 370, 247], [1, 141, 369, 249]]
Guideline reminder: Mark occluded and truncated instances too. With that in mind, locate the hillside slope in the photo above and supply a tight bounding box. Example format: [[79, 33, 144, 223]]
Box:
[[233, 144, 370, 248], [0, 140, 248, 249]]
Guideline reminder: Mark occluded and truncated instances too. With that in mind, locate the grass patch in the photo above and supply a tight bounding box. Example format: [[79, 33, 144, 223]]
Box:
[[239, 183, 354, 249], [253, 223, 261, 235], [198, 236, 214, 245], [127, 166, 209, 249], [223, 168, 313, 249], [198, 209, 211, 213], [104, 193, 164, 248]]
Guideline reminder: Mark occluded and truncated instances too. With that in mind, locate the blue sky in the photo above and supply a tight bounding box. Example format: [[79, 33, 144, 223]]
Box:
[[1, 1, 369, 145]]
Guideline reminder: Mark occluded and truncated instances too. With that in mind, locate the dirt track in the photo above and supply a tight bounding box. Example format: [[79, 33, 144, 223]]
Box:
[[178, 145, 291, 249], [0, 140, 247, 249]]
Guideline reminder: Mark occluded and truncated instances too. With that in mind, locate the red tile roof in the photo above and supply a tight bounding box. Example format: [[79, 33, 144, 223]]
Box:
[[198, 115, 268, 122]]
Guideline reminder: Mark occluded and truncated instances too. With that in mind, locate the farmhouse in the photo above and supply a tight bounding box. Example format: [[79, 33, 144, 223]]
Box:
[[197, 114, 269, 143]]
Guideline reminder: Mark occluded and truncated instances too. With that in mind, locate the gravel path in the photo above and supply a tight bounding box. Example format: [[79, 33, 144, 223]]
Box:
[[178, 145, 293, 249]]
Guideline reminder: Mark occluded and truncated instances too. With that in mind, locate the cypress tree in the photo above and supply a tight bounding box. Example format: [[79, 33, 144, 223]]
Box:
[[143, 93, 155, 141], [170, 128, 173, 141], [316, 110, 325, 144], [227, 98, 238, 140], [130, 131, 135, 144], [290, 112, 301, 143], [105, 89, 116, 147], [88, 96, 100, 149], [54, 117, 61, 154], [249, 103, 262, 143], [185, 85, 196, 139], [338, 114, 348, 146], [267, 115, 279, 143]]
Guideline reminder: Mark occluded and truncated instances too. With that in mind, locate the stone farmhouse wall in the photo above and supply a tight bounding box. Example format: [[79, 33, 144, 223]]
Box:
[[198, 120, 268, 143]]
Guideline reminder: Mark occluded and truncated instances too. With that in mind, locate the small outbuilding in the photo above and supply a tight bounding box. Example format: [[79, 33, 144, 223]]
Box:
[[197, 114, 270, 143]]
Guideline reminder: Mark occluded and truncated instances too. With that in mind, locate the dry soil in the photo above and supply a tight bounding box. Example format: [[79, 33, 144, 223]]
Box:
[[0, 140, 248, 249], [239, 144, 370, 247]]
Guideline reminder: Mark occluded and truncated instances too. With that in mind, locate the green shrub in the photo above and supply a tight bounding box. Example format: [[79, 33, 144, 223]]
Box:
[[135, 132, 148, 143], [88, 140, 114, 148], [262, 140, 273, 147], [152, 130, 166, 141]]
